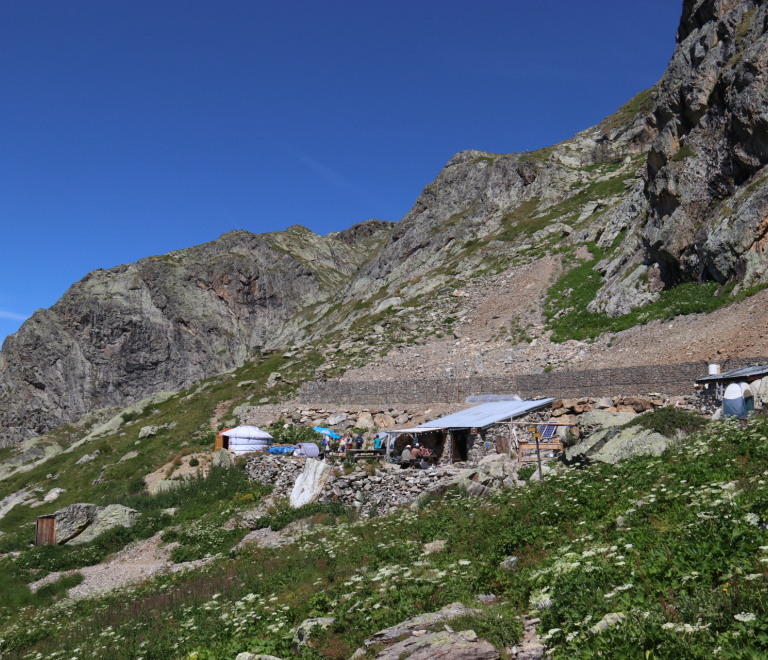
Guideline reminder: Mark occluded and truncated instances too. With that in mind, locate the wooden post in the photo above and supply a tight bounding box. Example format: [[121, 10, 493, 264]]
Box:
[[535, 434, 543, 481], [528, 426, 543, 481]]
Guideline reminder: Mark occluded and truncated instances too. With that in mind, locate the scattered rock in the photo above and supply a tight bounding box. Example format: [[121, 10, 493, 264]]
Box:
[[422, 539, 447, 554], [589, 612, 626, 634], [292, 617, 335, 654], [75, 450, 100, 464], [138, 425, 159, 439], [118, 451, 139, 463], [68, 504, 140, 545], [365, 602, 481, 648], [517, 642, 546, 660], [54, 503, 100, 544], [212, 448, 234, 468], [500, 555, 519, 571], [153, 480, 184, 495], [373, 629, 498, 660], [356, 411, 375, 429], [43, 487, 66, 503]]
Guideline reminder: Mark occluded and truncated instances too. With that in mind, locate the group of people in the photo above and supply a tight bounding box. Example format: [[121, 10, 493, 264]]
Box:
[[337, 434, 364, 455], [399, 443, 434, 468]]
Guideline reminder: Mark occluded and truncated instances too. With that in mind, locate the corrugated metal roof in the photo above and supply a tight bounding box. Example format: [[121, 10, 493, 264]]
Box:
[[414, 399, 555, 431], [696, 364, 768, 382]]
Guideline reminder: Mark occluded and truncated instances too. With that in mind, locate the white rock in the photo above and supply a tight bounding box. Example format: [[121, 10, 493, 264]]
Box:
[[290, 459, 332, 508], [42, 487, 66, 503]]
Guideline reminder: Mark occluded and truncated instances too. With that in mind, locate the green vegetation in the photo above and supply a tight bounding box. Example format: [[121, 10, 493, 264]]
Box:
[[0, 350, 323, 545], [622, 407, 708, 438], [3, 417, 768, 658], [545, 243, 768, 342], [599, 87, 656, 134], [517, 464, 536, 481], [671, 144, 695, 162]]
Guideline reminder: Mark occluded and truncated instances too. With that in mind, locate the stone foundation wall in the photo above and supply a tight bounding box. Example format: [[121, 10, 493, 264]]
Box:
[[299, 357, 768, 404]]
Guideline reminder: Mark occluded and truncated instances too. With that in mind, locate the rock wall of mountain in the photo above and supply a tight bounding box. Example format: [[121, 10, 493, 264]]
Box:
[[7, 0, 768, 446], [0, 223, 393, 446], [592, 0, 768, 314]]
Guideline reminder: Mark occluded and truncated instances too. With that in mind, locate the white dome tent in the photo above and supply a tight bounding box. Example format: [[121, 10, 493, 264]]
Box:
[[723, 383, 747, 418], [221, 425, 273, 455], [740, 382, 755, 413]]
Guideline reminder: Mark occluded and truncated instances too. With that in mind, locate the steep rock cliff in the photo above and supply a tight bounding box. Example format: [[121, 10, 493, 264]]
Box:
[[0, 222, 392, 445]]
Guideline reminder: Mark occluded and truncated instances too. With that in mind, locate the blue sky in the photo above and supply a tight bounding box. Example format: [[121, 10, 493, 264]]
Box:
[[0, 0, 681, 343]]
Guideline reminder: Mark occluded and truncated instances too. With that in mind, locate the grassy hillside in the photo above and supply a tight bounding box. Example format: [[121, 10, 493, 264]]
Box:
[[0, 349, 322, 547], [2, 412, 768, 659]]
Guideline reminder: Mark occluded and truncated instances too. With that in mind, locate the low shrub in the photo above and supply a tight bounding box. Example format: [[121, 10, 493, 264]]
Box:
[[517, 464, 536, 481], [623, 406, 707, 437]]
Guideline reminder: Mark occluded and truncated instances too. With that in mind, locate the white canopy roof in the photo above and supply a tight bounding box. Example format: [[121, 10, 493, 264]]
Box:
[[388, 400, 555, 434], [223, 425, 273, 440]]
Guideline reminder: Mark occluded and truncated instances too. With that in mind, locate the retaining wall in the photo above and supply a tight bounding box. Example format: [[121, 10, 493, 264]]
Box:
[[298, 356, 768, 404]]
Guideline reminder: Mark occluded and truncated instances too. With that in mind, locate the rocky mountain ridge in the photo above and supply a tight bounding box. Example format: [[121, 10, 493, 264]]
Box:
[[4, 0, 768, 446]]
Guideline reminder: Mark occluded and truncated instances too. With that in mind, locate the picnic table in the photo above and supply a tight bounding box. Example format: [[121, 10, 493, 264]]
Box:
[[347, 448, 386, 461]]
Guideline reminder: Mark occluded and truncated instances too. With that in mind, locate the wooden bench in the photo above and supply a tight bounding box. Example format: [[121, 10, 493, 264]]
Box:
[[518, 441, 564, 463], [347, 449, 385, 461]]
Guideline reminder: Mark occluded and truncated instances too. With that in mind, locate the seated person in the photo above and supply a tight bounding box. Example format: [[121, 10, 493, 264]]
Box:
[[410, 445, 422, 467], [400, 445, 412, 468]]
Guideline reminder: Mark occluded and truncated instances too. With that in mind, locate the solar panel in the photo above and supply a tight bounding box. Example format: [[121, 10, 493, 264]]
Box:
[[537, 424, 557, 439]]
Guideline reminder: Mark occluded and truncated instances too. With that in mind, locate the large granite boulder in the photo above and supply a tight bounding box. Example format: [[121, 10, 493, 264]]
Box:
[[52, 502, 140, 545], [372, 629, 498, 660], [290, 459, 332, 508], [567, 425, 671, 465], [364, 602, 482, 648], [54, 503, 100, 544], [578, 410, 637, 435], [68, 504, 140, 545]]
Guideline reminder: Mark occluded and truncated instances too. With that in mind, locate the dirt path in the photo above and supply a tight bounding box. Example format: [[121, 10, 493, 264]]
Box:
[[210, 398, 237, 431], [29, 532, 218, 600]]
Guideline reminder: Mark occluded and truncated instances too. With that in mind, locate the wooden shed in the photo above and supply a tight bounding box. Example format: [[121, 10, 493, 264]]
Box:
[[35, 515, 56, 547]]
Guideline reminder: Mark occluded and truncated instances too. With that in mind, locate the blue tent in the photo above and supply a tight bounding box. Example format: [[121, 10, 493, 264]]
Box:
[[313, 426, 341, 439], [723, 383, 747, 418]]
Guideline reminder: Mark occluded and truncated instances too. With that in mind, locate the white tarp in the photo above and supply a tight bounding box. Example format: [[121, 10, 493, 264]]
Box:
[[294, 442, 320, 458], [223, 425, 273, 455]]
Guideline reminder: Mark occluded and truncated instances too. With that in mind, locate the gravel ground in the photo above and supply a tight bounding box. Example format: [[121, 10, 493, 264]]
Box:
[[28, 532, 215, 600], [333, 262, 768, 382]]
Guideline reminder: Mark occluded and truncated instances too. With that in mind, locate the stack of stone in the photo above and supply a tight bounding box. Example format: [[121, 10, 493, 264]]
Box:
[[245, 454, 306, 498]]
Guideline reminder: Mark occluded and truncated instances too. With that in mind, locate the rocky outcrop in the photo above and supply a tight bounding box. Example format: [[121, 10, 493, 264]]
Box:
[[0, 223, 393, 446], [290, 458, 332, 507], [593, 0, 768, 313], [567, 424, 672, 464], [52, 502, 139, 544], [371, 629, 499, 660], [363, 602, 482, 648]]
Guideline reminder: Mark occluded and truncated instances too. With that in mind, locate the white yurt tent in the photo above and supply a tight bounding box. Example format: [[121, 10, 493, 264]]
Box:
[[723, 383, 747, 418], [222, 425, 273, 455]]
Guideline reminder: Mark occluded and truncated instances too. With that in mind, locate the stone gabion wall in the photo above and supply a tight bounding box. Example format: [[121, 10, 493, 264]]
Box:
[[299, 356, 768, 404]]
